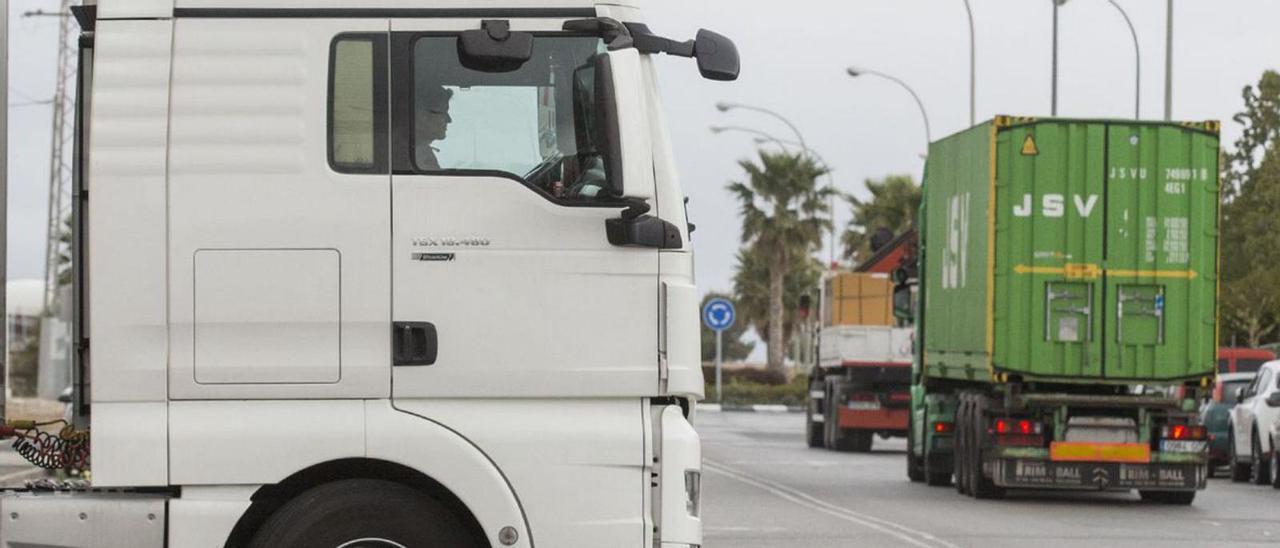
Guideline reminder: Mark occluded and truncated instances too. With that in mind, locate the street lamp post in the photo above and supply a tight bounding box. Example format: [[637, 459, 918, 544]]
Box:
[[1164, 0, 1173, 120], [710, 125, 794, 154], [960, 0, 976, 126], [845, 67, 933, 151], [1105, 0, 1141, 120], [715, 101, 809, 155]]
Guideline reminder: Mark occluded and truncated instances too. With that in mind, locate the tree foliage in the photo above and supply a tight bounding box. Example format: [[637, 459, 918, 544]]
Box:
[[1221, 70, 1280, 347], [730, 245, 821, 348], [839, 174, 920, 263], [700, 292, 755, 362], [727, 151, 833, 378]]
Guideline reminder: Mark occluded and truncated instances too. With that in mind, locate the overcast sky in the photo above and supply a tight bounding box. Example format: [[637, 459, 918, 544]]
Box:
[[6, 0, 1279, 302]]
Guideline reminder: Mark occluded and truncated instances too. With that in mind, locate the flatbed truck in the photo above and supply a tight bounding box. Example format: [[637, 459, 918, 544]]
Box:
[[909, 116, 1220, 503]]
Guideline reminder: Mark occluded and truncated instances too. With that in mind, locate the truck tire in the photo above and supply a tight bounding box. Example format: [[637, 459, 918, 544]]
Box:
[[1250, 431, 1271, 485], [954, 396, 970, 495], [1229, 427, 1251, 482], [965, 393, 1005, 500], [1271, 441, 1280, 489], [806, 379, 825, 449], [249, 479, 484, 548], [1138, 490, 1196, 505], [907, 416, 925, 482]]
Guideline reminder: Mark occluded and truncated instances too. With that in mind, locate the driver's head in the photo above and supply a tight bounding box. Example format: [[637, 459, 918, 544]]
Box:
[[417, 85, 454, 142]]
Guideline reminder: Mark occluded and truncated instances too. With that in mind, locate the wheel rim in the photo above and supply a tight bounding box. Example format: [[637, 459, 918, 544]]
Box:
[[337, 539, 408, 548]]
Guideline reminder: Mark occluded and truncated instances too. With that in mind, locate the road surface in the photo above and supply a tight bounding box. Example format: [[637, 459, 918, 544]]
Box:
[[698, 410, 1280, 548]]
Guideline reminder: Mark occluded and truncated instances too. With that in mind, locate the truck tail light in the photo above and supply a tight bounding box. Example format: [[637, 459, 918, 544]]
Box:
[[991, 418, 1045, 447], [932, 422, 954, 434], [992, 418, 1042, 435], [1161, 424, 1206, 440]]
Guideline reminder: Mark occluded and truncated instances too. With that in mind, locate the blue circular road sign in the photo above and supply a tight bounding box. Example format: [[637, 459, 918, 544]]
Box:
[[702, 298, 736, 332]]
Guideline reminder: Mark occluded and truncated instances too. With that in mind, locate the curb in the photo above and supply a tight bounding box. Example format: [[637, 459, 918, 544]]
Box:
[[700, 404, 804, 413]]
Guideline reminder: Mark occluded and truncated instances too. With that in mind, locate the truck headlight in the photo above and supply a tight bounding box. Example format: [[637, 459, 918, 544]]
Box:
[[684, 470, 701, 517]]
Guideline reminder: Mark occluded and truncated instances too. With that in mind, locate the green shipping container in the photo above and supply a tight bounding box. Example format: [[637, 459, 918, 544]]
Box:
[[919, 117, 1219, 384]]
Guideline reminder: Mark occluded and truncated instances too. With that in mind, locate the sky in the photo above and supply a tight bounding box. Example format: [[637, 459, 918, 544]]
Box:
[[5, 0, 1279, 304]]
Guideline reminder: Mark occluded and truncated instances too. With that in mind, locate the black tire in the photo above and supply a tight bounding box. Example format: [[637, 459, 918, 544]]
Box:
[[1206, 464, 1217, 479], [1271, 441, 1280, 490], [806, 387, 825, 449], [1251, 431, 1271, 485], [1229, 427, 1251, 482], [968, 394, 1005, 500], [907, 415, 925, 482], [1139, 490, 1196, 505], [249, 479, 483, 548], [954, 395, 970, 496], [822, 380, 839, 450]]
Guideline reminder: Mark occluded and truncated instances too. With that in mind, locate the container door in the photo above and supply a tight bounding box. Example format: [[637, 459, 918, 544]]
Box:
[[1101, 124, 1218, 380], [995, 121, 1106, 378]]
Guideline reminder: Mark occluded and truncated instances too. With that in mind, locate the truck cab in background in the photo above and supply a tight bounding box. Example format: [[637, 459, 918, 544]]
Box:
[[0, 2, 739, 547]]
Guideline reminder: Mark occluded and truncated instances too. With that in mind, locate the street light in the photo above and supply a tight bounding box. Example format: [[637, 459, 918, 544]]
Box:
[[1051, 0, 1070, 116], [710, 125, 794, 154], [960, 0, 976, 126], [845, 67, 933, 150], [714, 101, 809, 154], [1105, 0, 1141, 119]]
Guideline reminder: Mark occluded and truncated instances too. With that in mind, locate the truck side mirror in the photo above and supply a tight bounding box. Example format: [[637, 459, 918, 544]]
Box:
[[593, 48, 654, 202], [693, 29, 740, 81]]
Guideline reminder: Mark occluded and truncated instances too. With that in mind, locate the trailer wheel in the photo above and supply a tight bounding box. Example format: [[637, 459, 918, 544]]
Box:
[[1229, 427, 1251, 482], [806, 379, 825, 448], [1138, 490, 1195, 505], [954, 395, 970, 495], [966, 394, 1005, 500], [907, 415, 925, 482], [249, 479, 484, 548]]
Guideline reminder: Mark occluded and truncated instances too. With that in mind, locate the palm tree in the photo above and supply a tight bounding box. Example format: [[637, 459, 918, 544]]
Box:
[[728, 151, 833, 380], [731, 245, 822, 360], [840, 174, 921, 263]]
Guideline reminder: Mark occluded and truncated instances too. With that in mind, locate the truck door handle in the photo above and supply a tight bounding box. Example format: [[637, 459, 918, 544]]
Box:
[[393, 322, 438, 366]]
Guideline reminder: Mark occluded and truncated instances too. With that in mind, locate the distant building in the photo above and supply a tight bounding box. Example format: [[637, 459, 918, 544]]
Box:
[[5, 280, 72, 400], [6, 280, 44, 358]]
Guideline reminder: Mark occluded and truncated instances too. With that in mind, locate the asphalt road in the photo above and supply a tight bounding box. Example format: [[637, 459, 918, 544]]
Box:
[[697, 410, 1280, 548]]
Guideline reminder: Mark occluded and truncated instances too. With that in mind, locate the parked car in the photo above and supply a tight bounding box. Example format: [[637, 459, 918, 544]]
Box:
[[1228, 360, 1280, 484], [1220, 347, 1277, 374], [1203, 372, 1257, 475]]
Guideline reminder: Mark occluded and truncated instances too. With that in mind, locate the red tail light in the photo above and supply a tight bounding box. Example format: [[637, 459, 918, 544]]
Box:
[[993, 418, 1042, 435], [1162, 424, 1206, 440], [932, 422, 954, 434]]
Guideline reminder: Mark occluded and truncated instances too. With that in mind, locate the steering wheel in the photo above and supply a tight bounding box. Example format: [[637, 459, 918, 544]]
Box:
[[523, 153, 564, 188]]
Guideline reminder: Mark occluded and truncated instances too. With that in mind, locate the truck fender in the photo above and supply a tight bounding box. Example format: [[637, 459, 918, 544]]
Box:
[[366, 400, 533, 548]]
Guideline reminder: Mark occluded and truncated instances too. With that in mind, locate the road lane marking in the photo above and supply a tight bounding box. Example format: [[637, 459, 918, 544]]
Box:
[[705, 460, 959, 548]]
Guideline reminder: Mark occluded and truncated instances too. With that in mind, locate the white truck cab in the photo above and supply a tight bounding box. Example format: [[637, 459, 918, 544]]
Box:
[[0, 2, 738, 546]]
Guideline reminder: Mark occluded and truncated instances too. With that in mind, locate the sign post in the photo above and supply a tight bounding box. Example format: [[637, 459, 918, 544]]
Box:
[[702, 298, 735, 403]]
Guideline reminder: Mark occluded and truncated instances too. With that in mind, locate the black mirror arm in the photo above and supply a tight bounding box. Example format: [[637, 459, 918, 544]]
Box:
[[623, 23, 695, 57], [563, 18, 634, 50]]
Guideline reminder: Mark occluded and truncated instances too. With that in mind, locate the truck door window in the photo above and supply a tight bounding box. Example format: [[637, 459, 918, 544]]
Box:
[[328, 34, 389, 174], [404, 35, 613, 203]]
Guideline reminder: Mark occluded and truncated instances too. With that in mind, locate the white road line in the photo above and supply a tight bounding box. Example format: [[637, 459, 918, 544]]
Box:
[[705, 460, 959, 548]]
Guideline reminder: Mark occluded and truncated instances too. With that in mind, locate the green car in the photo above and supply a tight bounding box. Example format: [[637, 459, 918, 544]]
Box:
[[1203, 372, 1258, 473]]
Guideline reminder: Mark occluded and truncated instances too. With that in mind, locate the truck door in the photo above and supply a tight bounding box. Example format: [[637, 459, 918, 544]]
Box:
[[386, 25, 659, 400], [998, 121, 1106, 378], [1101, 124, 1218, 380]]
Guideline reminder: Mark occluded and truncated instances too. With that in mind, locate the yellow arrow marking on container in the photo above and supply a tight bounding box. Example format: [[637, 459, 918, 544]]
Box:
[[1107, 269, 1198, 280], [1021, 133, 1039, 156], [1013, 265, 1197, 280], [1012, 263, 1100, 279]]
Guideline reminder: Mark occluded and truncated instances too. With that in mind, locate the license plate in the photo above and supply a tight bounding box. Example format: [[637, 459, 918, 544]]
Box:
[[847, 400, 880, 410], [1160, 440, 1207, 453]]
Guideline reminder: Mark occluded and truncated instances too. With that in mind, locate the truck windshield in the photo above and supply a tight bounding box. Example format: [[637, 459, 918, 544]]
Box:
[[411, 35, 611, 201]]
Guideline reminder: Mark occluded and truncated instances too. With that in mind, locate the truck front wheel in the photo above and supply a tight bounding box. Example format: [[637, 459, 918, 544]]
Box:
[[249, 479, 484, 548]]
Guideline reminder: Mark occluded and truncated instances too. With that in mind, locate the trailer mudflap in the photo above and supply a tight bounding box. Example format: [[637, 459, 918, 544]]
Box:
[[993, 459, 1206, 491]]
